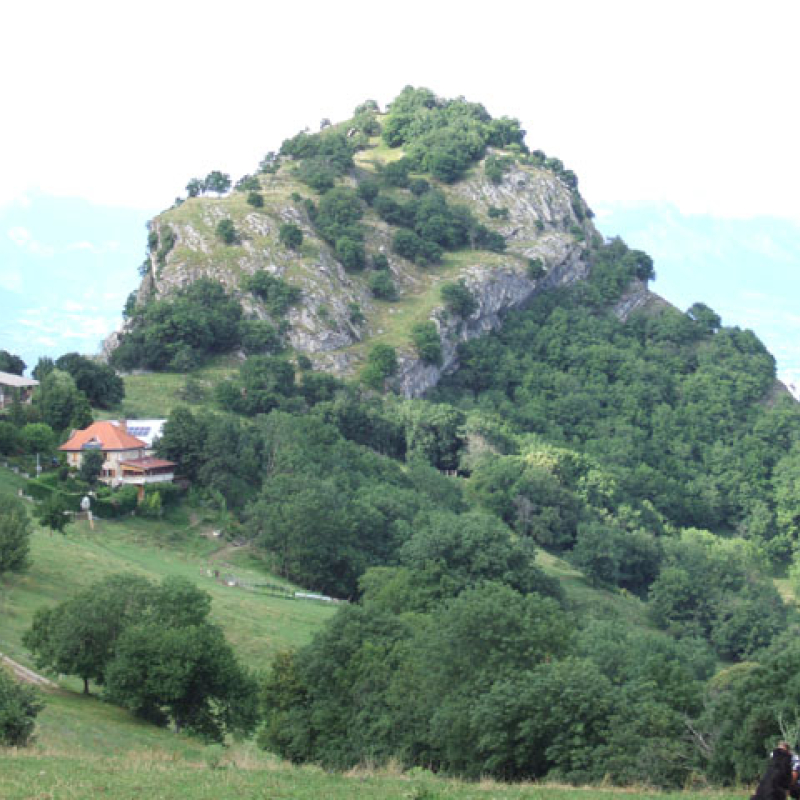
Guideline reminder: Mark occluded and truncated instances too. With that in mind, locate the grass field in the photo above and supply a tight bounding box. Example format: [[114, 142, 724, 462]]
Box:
[[114, 355, 242, 418], [0, 464, 335, 685], [0, 749, 748, 800]]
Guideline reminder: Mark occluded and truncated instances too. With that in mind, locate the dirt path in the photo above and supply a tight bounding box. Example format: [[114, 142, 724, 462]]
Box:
[[1, 653, 57, 688], [208, 540, 249, 563]]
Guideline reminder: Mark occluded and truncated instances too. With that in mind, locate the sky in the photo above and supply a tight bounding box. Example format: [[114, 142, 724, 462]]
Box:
[[2, 1, 799, 383]]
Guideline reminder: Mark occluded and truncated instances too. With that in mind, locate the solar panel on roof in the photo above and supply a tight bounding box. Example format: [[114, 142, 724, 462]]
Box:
[[128, 427, 151, 437]]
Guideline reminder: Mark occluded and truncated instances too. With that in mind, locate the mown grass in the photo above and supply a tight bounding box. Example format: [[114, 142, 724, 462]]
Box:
[[0, 469, 335, 675]]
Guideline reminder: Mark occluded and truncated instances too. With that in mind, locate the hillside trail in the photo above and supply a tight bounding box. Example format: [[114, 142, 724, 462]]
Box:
[[207, 540, 248, 564], [1, 653, 57, 688]]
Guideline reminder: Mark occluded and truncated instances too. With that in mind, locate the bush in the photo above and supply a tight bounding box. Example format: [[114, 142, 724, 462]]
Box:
[[240, 320, 282, 354], [485, 154, 513, 184], [473, 225, 506, 252], [0, 669, 43, 746], [216, 219, 238, 245], [296, 158, 337, 192], [246, 273, 302, 316], [362, 345, 398, 390], [527, 258, 545, 280], [235, 174, 261, 192], [278, 223, 303, 250], [356, 179, 380, 205], [411, 321, 443, 366], [26, 480, 82, 511], [92, 486, 139, 519], [0, 422, 20, 455], [246, 191, 264, 208], [441, 280, 478, 318], [335, 237, 365, 271], [0, 498, 31, 577], [409, 178, 430, 196], [369, 272, 397, 300], [381, 158, 412, 188]]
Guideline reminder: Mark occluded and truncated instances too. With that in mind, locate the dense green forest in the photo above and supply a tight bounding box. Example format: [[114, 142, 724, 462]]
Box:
[[144, 236, 800, 787], [5, 87, 800, 790]]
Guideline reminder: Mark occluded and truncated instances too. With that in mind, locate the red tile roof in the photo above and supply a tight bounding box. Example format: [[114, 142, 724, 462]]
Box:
[[59, 421, 147, 452]]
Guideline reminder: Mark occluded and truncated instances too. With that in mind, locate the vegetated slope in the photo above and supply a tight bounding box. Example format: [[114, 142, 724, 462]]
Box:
[[107, 87, 596, 395], [0, 470, 335, 675], [13, 88, 800, 792]]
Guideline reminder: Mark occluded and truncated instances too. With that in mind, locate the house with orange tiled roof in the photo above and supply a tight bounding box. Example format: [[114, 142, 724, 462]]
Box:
[[59, 420, 176, 491]]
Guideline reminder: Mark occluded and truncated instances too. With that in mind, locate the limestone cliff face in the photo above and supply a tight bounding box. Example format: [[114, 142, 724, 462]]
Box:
[[115, 151, 600, 396], [390, 245, 589, 397]]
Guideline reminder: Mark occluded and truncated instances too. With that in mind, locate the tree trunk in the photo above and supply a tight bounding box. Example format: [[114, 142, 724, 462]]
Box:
[[83, 676, 89, 695]]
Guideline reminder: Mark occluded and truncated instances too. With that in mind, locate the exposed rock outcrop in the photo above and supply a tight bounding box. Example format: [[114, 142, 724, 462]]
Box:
[[109, 149, 604, 396]]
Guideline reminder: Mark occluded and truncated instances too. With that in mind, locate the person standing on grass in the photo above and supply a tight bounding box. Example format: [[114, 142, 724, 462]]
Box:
[[752, 741, 793, 800]]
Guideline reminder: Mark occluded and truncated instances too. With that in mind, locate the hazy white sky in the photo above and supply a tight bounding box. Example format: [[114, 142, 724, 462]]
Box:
[[2, 0, 800, 382], [3, 0, 799, 218]]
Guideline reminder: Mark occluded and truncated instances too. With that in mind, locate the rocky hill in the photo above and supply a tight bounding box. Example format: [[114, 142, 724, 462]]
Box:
[[111, 90, 630, 395]]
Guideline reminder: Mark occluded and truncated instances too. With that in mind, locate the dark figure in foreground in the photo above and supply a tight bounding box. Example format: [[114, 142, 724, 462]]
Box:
[[752, 741, 793, 800]]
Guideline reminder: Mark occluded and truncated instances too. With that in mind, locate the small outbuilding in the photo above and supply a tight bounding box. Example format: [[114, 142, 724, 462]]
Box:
[[0, 371, 38, 409]]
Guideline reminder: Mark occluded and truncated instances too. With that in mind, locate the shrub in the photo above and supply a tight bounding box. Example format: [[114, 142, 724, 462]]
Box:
[[92, 485, 139, 519], [362, 345, 398, 390], [441, 280, 478, 318], [527, 258, 545, 280], [411, 321, 443, 366], [246, 273, 301, 316], [0, 669, 43, 746], [381, 158, 412, 188], [279, 223, 303, 250], [485, 154, 513, 184], [236, 174, 261, 192], [409, 178, 430, 196], [240, 320, 282, 354], [348, 303, 365, 325], [246, 191, 264, 208], [0, 498, 31, 577], [216, 219, 238, 245], [296, 158, 337, 192], [369, 272, 397, 300], [473, 225, 506, 252], [392, 229, 442, 265], [356, 178, 380, 205], [335, 237, 366, 271]]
